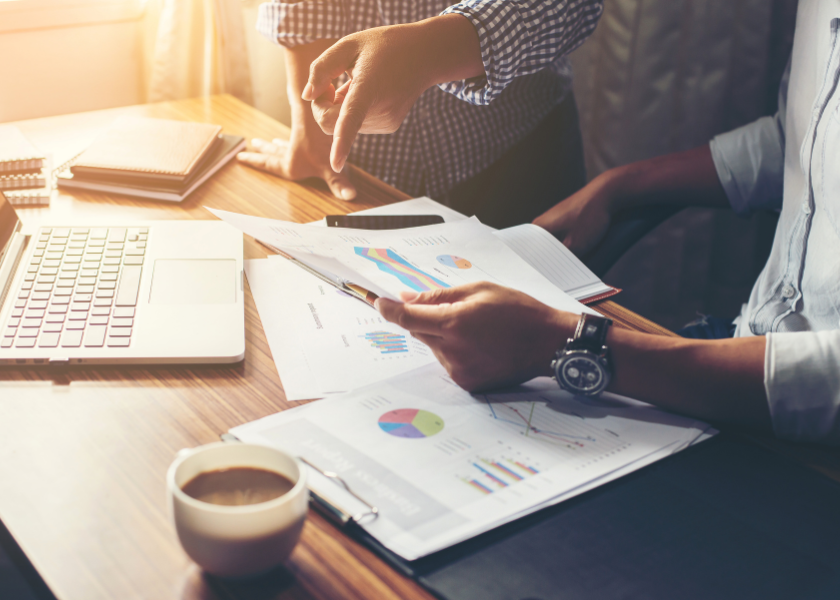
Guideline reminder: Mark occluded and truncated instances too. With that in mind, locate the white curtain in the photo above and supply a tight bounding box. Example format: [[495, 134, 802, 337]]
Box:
[[570, 0, 797, 330], [143, 0, 254, 104]]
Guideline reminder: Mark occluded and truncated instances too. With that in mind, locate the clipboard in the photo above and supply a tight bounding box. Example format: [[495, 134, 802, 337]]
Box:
[[223, 433, 840, 600]]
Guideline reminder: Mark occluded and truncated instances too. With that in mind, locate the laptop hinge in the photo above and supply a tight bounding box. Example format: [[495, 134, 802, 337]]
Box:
[[0, 231, 28, 313]]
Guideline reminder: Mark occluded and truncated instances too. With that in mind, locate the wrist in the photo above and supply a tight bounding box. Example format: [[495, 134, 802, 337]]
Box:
[[415, 14, 484, 89], [539, 311, 578, 377]]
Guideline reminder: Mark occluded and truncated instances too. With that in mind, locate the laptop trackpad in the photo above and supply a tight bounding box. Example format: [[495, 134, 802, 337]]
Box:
[[150, 259, 236, 305]]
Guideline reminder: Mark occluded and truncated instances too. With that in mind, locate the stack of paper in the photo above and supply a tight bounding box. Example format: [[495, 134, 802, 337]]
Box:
[[231, 363, 714, 561]]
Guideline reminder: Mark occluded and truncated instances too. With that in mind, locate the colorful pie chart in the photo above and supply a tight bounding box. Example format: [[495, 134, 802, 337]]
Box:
[[436, 254, 472, 269], [378, 409, 444, 438]]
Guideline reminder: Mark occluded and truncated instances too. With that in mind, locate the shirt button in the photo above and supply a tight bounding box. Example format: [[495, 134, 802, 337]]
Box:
[[781, 284, 796, 299]]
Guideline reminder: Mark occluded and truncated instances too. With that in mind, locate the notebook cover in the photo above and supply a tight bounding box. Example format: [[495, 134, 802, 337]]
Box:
[[0, 126, 45, 174], [71, 117, 222, 180], [351, 435, 840, 600], [57, 135, 245, 202]]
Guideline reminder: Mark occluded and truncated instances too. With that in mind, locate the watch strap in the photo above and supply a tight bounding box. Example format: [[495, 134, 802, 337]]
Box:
[[570, 314, 613, 353]]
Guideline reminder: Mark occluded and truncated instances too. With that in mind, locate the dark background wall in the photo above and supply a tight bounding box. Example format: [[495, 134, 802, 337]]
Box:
[[570, 0, 798, 330]]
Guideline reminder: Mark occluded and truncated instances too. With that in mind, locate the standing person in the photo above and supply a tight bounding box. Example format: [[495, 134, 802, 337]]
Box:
[[237, 0, 604, 228]]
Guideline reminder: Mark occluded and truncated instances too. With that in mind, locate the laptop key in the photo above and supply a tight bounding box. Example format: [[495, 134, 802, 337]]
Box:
[[6, 317, 20, 327], [83, 325, 107, 347], [43, 323, 63, 333], [18, 328, 38, 338], [52, 293, 71, 301], [107, 337, 131, 348], [3, 327, 15, 338], [45, 314, 66, 323], [48, 304, 68, 314], [28, 301, 48, 310], [123, 257, 143, 266], [90, 316, 109, 326], [23, 314, 43, 323], [12, 308, 23, 318], [108, 327, 131, 337], [90, 228, 107, 240], [14, 299, 26, 309], [1, 338, 12, 348], [68, 311, 88, 321], [65, 321, 85, 330], [97, 281, 116, 290], [52, 229, 70, 238], [94, 298, 113, 307], [92, 307, 110, 316], [17, 289, 31, 300], [60, 330, 83, 347], [96, 290, 114, 298], [73, 294, 93, 303], [110, 318, 133, 328], [38, 333, 60, 348], [113, 307, 134, 318], [15, 338, 36, 348], [108, 228, 126, 242], [116, 266, 141, 306]]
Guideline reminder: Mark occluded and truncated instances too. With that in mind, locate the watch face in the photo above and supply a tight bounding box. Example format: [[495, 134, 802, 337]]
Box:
[[559, 355, 605, 393]]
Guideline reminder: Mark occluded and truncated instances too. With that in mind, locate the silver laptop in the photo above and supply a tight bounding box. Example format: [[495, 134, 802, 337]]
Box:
[[0, 192, 244, 365]]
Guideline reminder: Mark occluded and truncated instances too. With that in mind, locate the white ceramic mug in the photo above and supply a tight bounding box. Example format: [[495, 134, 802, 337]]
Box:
[[167, 442, 308, 578]]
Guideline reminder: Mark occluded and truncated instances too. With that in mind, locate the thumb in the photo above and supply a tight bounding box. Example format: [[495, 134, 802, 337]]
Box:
[[404, 285, 478, 306], [323, 167, 357, 201]]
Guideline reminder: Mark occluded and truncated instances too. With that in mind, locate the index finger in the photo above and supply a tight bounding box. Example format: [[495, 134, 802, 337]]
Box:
[[375, 298, 447, 336], [331, 79, 374, 172]]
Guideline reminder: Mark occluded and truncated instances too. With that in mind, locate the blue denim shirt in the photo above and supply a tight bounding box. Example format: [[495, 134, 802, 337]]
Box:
[[709, 0, 840, 444]]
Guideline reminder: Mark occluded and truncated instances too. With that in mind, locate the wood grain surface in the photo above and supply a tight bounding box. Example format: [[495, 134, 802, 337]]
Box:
[[1, 95, 837, 600]]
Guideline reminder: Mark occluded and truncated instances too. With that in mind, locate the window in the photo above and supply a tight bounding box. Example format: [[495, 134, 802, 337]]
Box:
[[0, 0, 145, 33]]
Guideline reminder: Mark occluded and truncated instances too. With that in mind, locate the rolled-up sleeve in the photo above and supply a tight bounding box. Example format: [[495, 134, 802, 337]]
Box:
[[438, 0, 604, 105], [765, 330, 840, 445], [257, 0, 379, 48], [709, 59, 790, 216]]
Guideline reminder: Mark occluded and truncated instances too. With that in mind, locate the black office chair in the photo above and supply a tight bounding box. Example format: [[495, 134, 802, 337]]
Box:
[[581, 205, 682, 278]]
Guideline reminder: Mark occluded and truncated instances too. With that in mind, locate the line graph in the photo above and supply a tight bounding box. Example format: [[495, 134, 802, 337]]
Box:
[[483, 397, 627, 458]]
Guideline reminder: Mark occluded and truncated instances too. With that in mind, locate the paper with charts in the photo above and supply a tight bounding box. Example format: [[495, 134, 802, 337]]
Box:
[[245, 256, 437, 400], [209, 208, 593, 316], [231, 363, 713, 560]]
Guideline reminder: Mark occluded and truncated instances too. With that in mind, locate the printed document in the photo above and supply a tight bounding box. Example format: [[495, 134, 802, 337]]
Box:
[[212, 209, 591, 315], [245, 257, 436, 400], [231, 363, 712, 560]]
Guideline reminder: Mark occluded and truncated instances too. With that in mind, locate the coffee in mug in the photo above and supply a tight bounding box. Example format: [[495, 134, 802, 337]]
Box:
[[167, 442, 308, 578]]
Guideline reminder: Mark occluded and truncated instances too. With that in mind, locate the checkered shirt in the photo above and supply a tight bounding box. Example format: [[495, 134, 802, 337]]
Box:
[[257, 0, 604, 200]]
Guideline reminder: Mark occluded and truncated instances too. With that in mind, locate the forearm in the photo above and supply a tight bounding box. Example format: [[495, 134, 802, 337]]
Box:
[[607, 328, 770, 430], [603, 144, 730, 212]]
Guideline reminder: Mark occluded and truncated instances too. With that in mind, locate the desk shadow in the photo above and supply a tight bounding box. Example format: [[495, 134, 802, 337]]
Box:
[[479, 382, 698, 430], [0, 361, 248, 388], [181, 563, 297, 600]]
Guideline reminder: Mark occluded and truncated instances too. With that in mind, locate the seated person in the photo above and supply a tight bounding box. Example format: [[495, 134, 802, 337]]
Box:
[[236, 0, 605, 228], [358, 1, 839, 444]]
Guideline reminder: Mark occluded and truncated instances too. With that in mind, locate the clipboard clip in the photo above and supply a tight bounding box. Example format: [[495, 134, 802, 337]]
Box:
[[300, 457, 380, 526], [219, 435, 379, 527]]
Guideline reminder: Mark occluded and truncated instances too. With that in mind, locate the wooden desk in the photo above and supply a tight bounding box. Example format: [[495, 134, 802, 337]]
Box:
[[1, 95, 838, 600]]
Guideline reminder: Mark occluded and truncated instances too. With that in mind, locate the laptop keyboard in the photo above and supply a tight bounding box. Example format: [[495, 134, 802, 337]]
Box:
[[1, 227, 148, 351]]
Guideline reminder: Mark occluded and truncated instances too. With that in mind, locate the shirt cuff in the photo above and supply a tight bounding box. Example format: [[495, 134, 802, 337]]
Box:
[[709, 114, 785, 217], [257, 1, 346, 48], [765, 331, 840, 445], [438, 2, 528, 105]]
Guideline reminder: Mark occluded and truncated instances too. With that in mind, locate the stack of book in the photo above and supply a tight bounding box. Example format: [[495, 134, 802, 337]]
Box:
[[0, 125, 52, 206], [57, 116, 246, 202]]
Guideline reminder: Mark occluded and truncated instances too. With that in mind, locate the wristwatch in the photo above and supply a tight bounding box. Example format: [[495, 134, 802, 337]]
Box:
[[552, 314, 613, 396]]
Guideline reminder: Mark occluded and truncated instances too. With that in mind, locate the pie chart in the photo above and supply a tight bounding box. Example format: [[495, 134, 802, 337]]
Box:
[[436, 254, 472, 269], [378, 409, 444, 439]]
